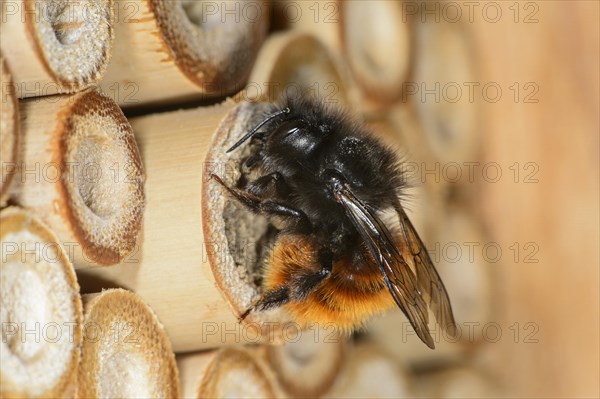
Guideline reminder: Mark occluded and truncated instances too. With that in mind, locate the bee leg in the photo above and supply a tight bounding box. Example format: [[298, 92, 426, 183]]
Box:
[[244, 151, 263, 168], [239, 250, 332, 321], [289, 248, 333, 301], [211, 174, 311, 231], [246, 172, 290, 197], [239, 287, 291, 321]]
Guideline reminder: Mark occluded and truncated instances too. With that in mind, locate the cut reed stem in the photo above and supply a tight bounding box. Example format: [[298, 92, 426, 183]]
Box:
[[0, 0, 114, 97], [0, 207, 82, 398], [245, 31, 349, 106], [77, 289, 179, 398], [1, 53, 20, 207], [11, 89, 145, 267], [178, 348, 280, 398], [99, 0, 269, 107], [340, 0, 412, 105]]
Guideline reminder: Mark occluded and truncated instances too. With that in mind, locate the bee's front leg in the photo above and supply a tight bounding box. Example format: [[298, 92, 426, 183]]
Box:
[[246, 172, 290, 198], [211, 174, 311, 231]]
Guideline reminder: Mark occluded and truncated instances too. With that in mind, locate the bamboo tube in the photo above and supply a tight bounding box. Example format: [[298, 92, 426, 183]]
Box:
[[77, 289, 179, 398], [245, 31, 349, 106], [410, 15, 480, 164], [0, 207, 82, 398], [11, 88, 145, 268], [178, 352, 216, 399], [266, 328, 346, 398], [415, 367, 500, 398], [1, 53, 19, 207], [324, 342, 414, 398], [77, 101, 295, 351], [270, 0, 342, 51], [0, 0, 114, 98], [384, 103, 436, 167], [178, 348, 281, 399], [98, 0, 269, 107], [339, 0, 412, 105]]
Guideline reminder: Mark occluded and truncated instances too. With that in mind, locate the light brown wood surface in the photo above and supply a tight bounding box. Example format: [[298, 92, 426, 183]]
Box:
[[471, 2, 599, 397]]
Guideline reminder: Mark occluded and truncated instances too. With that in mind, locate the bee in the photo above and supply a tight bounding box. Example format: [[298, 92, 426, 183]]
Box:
[[211, 97, 456, 348]]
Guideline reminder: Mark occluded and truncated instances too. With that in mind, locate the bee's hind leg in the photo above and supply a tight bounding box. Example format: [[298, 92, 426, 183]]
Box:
[[239, 287, 291, 321], [239, 248, 333, 320], [288, 248, 333, 301]]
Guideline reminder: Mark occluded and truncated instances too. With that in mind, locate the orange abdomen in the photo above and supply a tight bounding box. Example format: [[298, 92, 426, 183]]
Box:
[[263, 235, 395, 331]]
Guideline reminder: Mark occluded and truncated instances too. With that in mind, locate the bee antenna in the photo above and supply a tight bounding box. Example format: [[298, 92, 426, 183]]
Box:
[[226, 107, 290, 153]]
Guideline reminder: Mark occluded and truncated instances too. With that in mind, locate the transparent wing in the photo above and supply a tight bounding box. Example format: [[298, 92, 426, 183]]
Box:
[[335, 185, 455, 349], [394, 202, 457, 338]]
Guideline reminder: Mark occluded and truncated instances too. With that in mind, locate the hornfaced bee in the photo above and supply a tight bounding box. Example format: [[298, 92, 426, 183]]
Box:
[[212, 97, 456, 348]]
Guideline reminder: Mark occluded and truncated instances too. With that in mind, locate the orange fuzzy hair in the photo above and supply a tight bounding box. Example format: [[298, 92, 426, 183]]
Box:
[[262, 234, 396, 332]]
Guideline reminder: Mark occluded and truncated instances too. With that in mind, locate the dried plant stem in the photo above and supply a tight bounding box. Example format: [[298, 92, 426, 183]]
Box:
[[77, 289, 179, 398], [78, 101, 294, 352], [246, 31, 349, 106], [410, 13, 479, 163], [11, 89, 145, 267], [324, 343, 414, 398], [179, 348, 281, 399], [1, 53, 19, 207], [266, 328, 347, 398], [0, 0, 114, 98], [340, 0, 412, 105], [0, 207, 82, 398], [99, 0, 268, 107]]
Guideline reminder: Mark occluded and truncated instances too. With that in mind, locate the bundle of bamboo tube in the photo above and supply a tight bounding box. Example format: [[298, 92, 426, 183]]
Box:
[[10, 88, 145, 268], [272, 0, 412, 110], [0, 0, 114, 98], [99, 0, 269, 107], [77, 289, 179, 398], [4, 0, 596, 397], [0, 207, 82, 398]]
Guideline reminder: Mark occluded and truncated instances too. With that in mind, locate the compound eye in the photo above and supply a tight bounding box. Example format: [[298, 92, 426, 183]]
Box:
[[271, 119, 320, 154], [274, 119, 306, 138]]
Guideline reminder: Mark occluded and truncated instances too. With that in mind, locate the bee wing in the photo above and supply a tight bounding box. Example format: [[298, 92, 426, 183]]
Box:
[[335, 185, 437, 348], [394, 202, 457, 338]]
